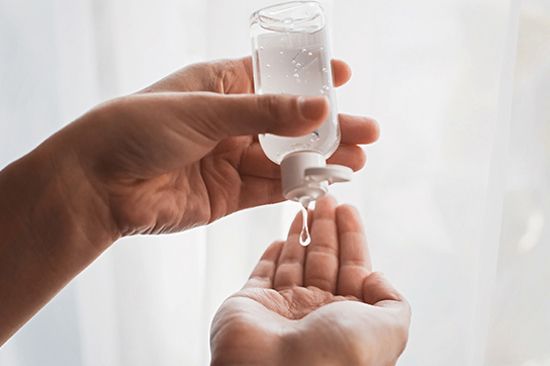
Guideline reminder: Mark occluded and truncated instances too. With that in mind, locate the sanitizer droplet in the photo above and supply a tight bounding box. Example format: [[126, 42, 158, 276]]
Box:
[[322, 68, 328, 73], [266, 64, 271, 68], [280, 51, 284, 55], [323, 85, 330, 91], [292, 60, 296, 64], [308, 52, 313, 56], [293, 74, 299, 78], [260, 46, 264, 50], [299, 200, 311, 246], [302, 49, 307, 53], [296, 63, 301, 68]]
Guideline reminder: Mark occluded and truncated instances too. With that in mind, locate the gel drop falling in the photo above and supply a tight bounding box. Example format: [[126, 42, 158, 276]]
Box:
[[299, 199, 311, 246]]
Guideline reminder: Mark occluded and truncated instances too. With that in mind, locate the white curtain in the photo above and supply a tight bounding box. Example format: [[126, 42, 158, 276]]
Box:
[[1, 0, 549, 365]]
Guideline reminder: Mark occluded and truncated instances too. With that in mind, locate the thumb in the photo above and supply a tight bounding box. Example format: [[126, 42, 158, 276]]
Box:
[[362, 272, 411, 363], [179, 92, 330, 140], [362, 272, 408, 309]]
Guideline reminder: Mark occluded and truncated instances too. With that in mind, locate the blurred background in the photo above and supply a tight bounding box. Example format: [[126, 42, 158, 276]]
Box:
[[1, 0, 549, 365]]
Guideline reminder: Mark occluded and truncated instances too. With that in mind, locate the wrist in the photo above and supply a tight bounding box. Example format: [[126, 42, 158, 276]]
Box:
[[0, 139, 119, 344], [25, 136, 121, 251], [210, 324, 287, 366]]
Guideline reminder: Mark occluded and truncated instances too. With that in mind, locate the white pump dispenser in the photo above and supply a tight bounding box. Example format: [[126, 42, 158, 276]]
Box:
[[250, 1, 352, 203], [280, 151, 352, 202]]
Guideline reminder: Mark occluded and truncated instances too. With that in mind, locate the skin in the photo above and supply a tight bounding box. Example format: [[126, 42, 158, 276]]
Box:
[[211, 195, 411, 366], [0, 56, 401, 363]]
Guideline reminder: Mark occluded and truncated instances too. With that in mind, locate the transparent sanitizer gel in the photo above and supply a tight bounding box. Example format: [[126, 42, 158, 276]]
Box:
[[251, 1, 352, 246]]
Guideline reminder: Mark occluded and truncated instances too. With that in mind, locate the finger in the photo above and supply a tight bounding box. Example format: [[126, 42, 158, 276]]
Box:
[[219, 57, 255, 94], [304, 195, 339, 293], [139, 58, 254, 94], [239, 113, 378, 178], [331, 59, 352, 88], [273, 211, 307, 290], [141, 57, 352, 95], [339, 114, 380, 145], [239, 113, 379, 179], [243, 241, 285, 289], [336, 204, 372, 299], [326, 145, 366, 172], [248, 112, 379, 146], [178, 92, 329, 141], [238, 113, 377, 179]]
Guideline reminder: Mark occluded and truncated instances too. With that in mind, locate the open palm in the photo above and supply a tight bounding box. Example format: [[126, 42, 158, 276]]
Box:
[[210, 196, 411, 366]]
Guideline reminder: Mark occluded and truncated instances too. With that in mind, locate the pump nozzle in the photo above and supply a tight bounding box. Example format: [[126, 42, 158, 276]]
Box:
[[304, 165, 352, 183], [280, 151, 352, 202]]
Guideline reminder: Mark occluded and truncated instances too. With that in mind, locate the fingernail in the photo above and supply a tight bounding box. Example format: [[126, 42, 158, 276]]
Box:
[[298, 96, 328, 120]]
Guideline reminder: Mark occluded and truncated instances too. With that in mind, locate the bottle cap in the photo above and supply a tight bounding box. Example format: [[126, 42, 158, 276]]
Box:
[[280, 151, 353, 202]]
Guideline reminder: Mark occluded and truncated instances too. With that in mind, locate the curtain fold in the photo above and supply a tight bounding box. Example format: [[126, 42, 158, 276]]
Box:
[[1, 0, 549, 365], [468, 1, 520, 365], [485, 1, 550, 364]]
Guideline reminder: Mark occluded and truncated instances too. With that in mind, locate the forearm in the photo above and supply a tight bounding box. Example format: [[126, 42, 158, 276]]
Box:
[[0, 141, 119, 345]]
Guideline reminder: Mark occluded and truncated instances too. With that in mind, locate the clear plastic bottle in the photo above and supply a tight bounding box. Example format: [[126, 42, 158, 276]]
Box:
[[250, 1, 351, 204]]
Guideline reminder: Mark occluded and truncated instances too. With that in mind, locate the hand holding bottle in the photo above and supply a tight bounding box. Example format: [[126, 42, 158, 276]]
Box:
[[210, 195, 411, 366], [0, 57, 379, 344], [44, 57, 379, 236]]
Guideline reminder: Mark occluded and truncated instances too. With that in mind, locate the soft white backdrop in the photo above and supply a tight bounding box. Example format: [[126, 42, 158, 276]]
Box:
[[1, 0, 549, 365]]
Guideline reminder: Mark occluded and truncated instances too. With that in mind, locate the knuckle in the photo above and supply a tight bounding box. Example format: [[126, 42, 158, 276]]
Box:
[[337, 203, 360, 217]]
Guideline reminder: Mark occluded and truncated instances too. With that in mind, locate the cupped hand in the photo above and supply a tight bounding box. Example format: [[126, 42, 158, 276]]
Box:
[[210, 195, 411, 366], [41, 57, 379, 238]]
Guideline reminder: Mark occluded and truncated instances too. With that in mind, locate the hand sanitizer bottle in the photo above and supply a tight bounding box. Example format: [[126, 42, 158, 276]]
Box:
[[250, 1, 352, 207]]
